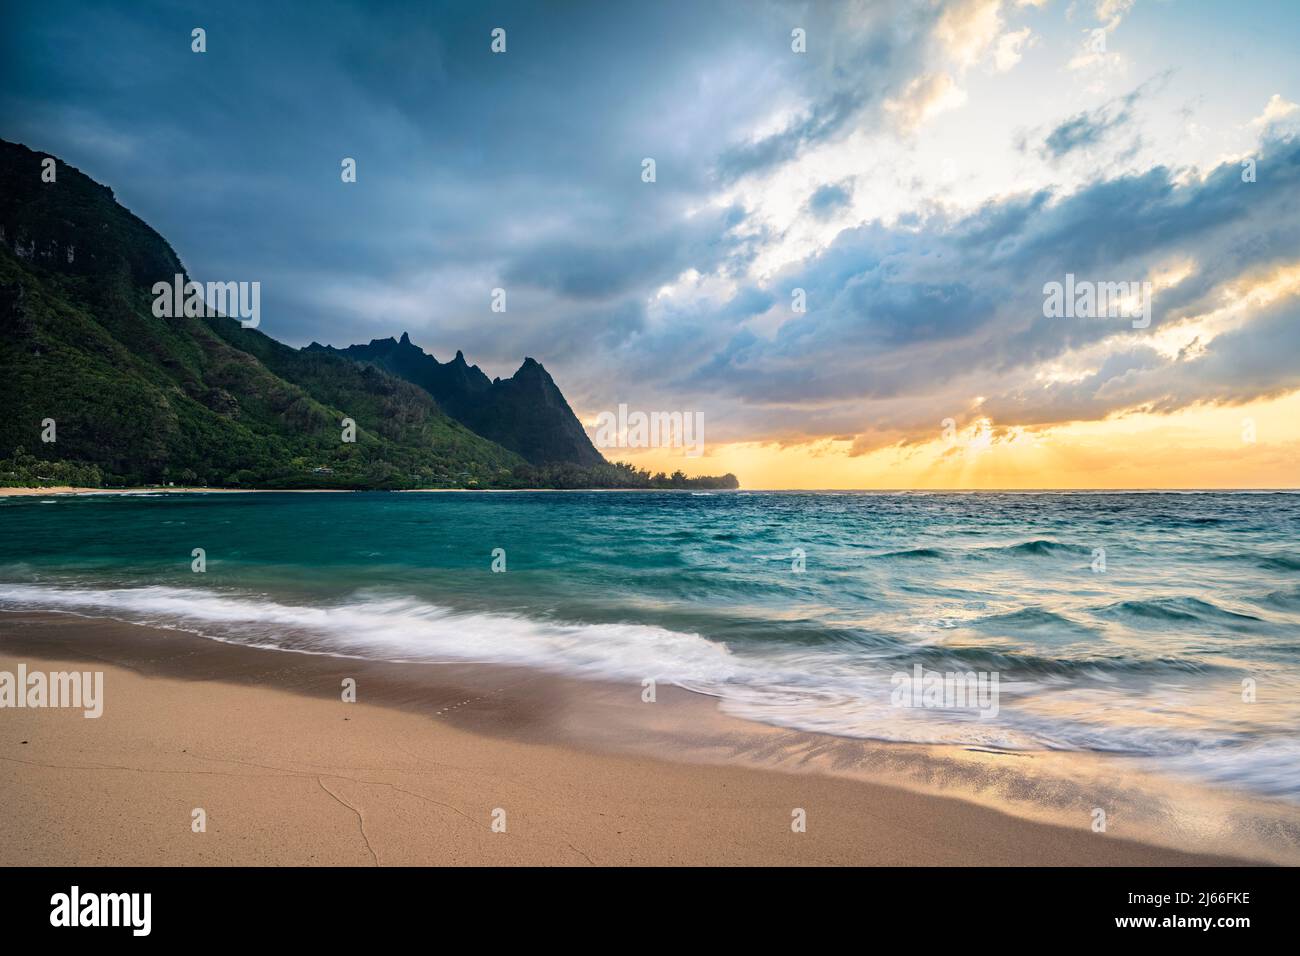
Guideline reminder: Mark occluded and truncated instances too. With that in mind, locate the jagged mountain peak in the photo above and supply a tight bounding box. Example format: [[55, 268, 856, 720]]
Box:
[[512, 357, 552, 383], [314, 337, 604, 467]]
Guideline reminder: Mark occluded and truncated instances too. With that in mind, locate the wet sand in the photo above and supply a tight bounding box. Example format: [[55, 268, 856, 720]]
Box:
[[0, 610, 1283, 866]]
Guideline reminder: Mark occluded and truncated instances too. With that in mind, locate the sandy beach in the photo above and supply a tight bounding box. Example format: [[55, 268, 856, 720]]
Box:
[[0, 610, 1282, 866]]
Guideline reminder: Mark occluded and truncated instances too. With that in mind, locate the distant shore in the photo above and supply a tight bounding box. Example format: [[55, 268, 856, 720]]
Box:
[[0, 486, 261, 496], [0, 486, 735, 496], [1, 609, 1285, 866], [4, 485, 1295, 498]]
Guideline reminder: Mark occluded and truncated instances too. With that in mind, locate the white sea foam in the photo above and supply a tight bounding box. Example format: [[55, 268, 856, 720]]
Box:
[[3, 583, 1299, 798], [0, 585, 1011, 742], [0, 583, 752, 682]]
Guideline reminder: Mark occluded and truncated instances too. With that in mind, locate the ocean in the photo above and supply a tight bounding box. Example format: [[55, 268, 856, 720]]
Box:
[[2, 490, 1298, 799]]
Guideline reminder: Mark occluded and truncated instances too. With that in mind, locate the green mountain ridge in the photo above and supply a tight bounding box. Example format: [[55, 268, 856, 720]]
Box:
[[0, 139, 738, 491], [306, 334, 606, 467]]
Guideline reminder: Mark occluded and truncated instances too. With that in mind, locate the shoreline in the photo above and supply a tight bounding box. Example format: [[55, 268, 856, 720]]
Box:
[[0, 486, 732, 496], [4, 486, 1297, 498], [1, 609, 1289, 866]]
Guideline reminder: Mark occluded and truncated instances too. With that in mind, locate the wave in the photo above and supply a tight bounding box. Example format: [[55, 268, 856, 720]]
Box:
[[970, 606, 1100, 637], [1161, 737, 1300, 800], [1257, 554, 1300, 572], [1211, 551, 1300, 572], [0, 583, 748, 684], [1258, 588, 1300, 612], [0, 582, 1293, 797], [994, 539, 1091, 557], [889, 642, 1213, 678], [875, 540, 1091, 560], [0, 581, 1235, 683], [1098, 596, 1263, 625]]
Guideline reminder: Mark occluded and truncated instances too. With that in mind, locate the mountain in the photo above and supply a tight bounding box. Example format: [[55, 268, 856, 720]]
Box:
[[0, 138, 522, 488], [307, 334, 606, 467], [0, 138, 739, 491]]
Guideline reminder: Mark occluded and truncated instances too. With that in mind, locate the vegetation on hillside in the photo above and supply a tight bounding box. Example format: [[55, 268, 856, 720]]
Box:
[[0, 139, 741, 491], [0, 447, 103, 488], [503, 460, 739, 490]]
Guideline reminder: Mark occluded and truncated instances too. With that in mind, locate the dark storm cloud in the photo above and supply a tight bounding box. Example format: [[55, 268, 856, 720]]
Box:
[[500, 204, 748, 301], [0, 0, 937, 385]]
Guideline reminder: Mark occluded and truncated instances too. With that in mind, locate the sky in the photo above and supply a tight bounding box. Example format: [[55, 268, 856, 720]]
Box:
[[3, 0, 1299, 488]]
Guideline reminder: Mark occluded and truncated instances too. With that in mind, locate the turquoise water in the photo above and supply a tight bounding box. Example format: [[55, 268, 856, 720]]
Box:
[[2, 490, 1298, 797]]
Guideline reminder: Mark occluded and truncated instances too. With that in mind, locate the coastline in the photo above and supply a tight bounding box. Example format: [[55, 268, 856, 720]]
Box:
[[2, 609, 1288, 866], [0, 486, 729, 497], [5, 486, 1297, 498], [0, 486, 263, 496]]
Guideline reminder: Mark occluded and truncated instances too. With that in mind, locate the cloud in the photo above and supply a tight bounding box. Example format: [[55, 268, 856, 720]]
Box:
[[804, 181, 855, 221], [501, 204, 747, 302], [993, 27, 1034, 72], [885, 72, 969, 132], [1095, 0, 1136, 32], [1065, 0, 1136, 77], [932, 0, 1037, 75], [4, 0, 896, 369], [1252, 93, 1299, 128], [1035, 73, 1167, 160], [1041, 99, 1134, 158], [682, 135, 1300, 447], [935, 0, 1006, 70], [713, 3, 939, 183]]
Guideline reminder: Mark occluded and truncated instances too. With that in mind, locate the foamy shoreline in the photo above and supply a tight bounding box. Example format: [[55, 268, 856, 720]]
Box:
[[1, 608, 1291, 866]]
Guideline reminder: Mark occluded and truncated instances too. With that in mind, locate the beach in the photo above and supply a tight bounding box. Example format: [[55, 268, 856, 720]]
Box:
[[4, 0, 1298, 891], [4, 489, 1300, 866], [0, 609, 1278, 866]]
